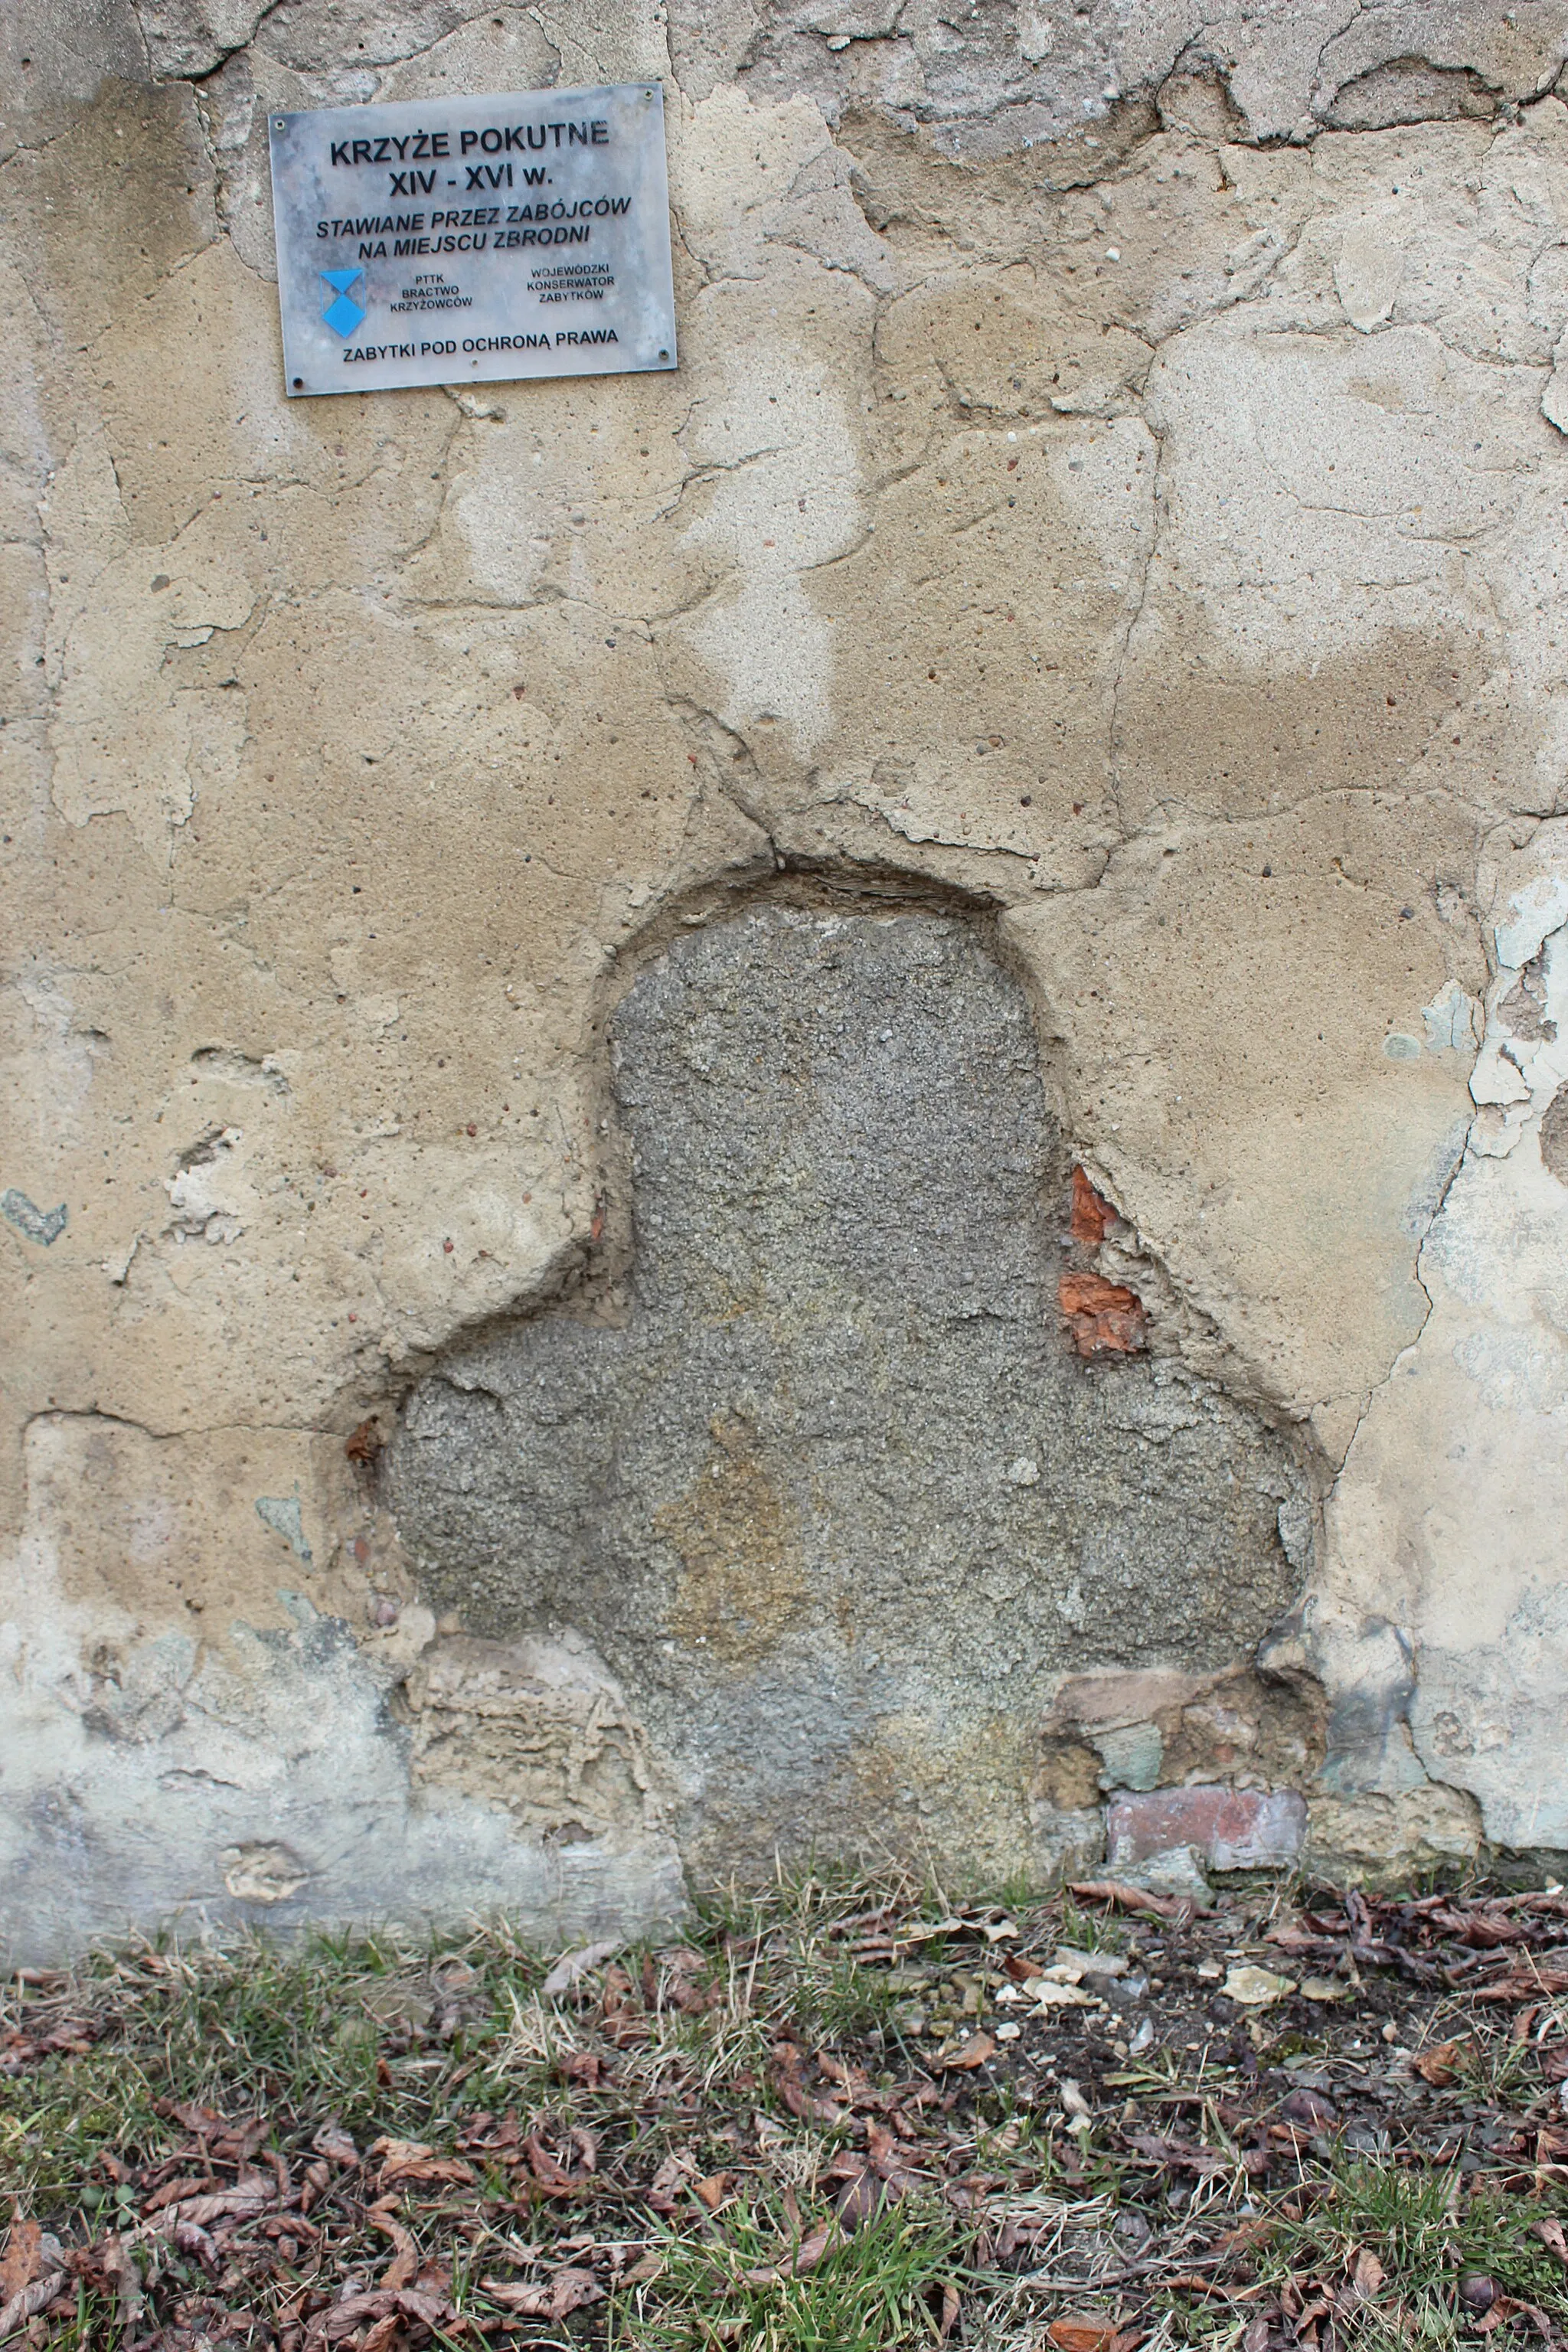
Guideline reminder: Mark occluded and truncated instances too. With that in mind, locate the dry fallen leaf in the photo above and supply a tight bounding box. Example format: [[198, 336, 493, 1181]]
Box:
[[481, 2267, 604, 2318], [1413, 2039, 1468, 2087], [1352, 2248, 1385, 2298], [773, 2056, 848, 2125], [1533, 2218, 1568, 2267], [368, 2203, 420, 2292], [933, 2032, 997, 2070], [1048, 2311, 1119, 2352], [0, 2274, 67, 2341], [1213, 2218, 1274, 2255], [312, 2286, 402, 2340], [835, 2167, 903, 2227], [1475, 2295, 1534, 2335], [741, 2220, 840, 2286], [647, 2148, 700, 2213], [0, 2220, 42, 2305], [1222, 1965, 1295, 2007], [1298, 1976, 1346, 2003], [170, 2218, 219, 2270], [98, 2234, 142, 2323], [559, 2050, 604, 2087], [368, 2136, 475, 2187], [136, 2185, 273, 2238], [540, 1939, 622, 1999], [1069, 1880, 1184, 1921], [524, 2132, 596, 2195]]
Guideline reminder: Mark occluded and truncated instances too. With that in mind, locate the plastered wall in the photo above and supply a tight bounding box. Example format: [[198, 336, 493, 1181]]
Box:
[[4, 0, 1568, 1959]]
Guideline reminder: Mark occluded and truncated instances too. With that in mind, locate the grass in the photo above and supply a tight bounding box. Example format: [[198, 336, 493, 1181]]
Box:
[[622, 2194, 964, 2350], [4, 1871, 1568, 2348], [1055, 1901, 1129, 1961], [3, 1933, 511, 2207], [1257, 2161, 1568, 2350]]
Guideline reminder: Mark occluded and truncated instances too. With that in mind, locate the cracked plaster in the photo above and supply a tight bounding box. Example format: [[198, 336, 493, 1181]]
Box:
[[3, 0, 1568, 1951]]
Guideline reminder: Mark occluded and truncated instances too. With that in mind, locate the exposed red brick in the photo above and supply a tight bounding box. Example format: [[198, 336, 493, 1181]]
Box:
[[1106, 1785, 1307, 1872], [1070, 1165, 1116, 1245], [1058, 1269, 1147, 1357]]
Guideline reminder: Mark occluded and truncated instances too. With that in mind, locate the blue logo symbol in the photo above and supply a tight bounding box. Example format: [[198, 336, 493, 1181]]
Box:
[[321, 267, 367, 338]]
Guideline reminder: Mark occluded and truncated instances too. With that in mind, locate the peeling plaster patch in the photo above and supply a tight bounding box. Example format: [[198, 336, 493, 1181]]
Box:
[[392, 906, 1307, 1883], [166, 1125, 248, 1245], [1541, 1085, 1568, 1183], [1319, 827, 1568, 1862], [43, 429, 254, 859], [1400, 1116, 1471, 1240], [1422, 982, 1481, 1053], [189, 1048, 290, 1095], [0, 1416, 684, 1964], [1542, 340, 1568, 436], [1321, 59, 1499, 133], [8, 974, 110, 1163], [693, 572, 839, 759], [372, 1146, 587, 1358], [678, 336, 865, 759], [1134, 322, 1504, 680], [1335, 210, 1406, 332], [1414, 1585, 1568, 1851], [1495, 874, 1568, 971], [222, 1838, 311, 1903], [2, 1191, 68, 1246], [254, 1494, 312, 1563], [405, 1638, 673, 1843]]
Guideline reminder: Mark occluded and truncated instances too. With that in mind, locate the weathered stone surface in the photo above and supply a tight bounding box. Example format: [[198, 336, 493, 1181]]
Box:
[[1106, 1785, 1308, 1873], [1041, 1662, 1325, 1805], [671, 0, 1568, 151], [391, 904, 1306, 1880]]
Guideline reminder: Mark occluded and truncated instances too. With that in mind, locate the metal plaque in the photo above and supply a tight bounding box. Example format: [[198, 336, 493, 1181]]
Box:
[[268, 82, 677, 397]]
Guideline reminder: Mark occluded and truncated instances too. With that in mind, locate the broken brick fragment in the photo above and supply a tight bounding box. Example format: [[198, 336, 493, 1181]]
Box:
[[1106, 1784, 1307, 1871], [1070, 1165, 1116, 1246], [1058, 1271, 1147, 1357]]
